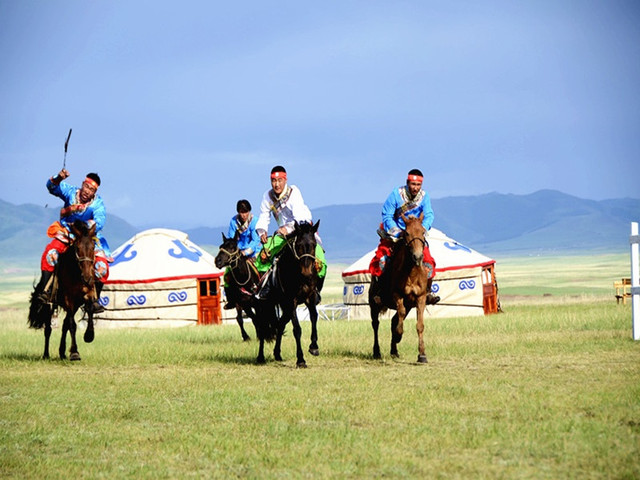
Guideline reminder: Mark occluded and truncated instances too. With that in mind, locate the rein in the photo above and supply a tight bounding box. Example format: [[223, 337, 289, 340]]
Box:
[[221, 247, 257, 287]]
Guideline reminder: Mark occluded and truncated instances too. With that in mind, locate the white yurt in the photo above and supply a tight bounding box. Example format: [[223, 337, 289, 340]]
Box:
[[342, 228, 499, 319], [95, 229, 224, 327]]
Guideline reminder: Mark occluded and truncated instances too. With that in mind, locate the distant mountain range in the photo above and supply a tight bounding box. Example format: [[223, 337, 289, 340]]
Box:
[[1, 190, 638, 266]]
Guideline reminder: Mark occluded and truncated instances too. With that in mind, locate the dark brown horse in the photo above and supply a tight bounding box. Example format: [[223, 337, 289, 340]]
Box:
[[369, 213, 437, 363], [214, 232, 260, 341], [257, 221, 322, 367], [28, 221, 98, 360]]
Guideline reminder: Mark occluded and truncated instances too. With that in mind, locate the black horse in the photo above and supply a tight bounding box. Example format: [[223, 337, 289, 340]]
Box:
[[214, 232, 260, 341], [28, 221, 98, 360], [257, 220, 323, 367]]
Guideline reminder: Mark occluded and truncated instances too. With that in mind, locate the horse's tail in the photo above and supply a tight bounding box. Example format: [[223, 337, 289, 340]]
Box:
[[254, 300, 278, 342], [28, 290, 52, 329]]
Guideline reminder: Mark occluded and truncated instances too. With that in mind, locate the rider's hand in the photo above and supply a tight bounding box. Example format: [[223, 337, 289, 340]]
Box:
[[260, 232, 268, 243], [58, 169, 70, 180]]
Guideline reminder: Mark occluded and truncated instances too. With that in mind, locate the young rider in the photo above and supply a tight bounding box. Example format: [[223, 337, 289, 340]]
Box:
[[222, 199, 261, 309]]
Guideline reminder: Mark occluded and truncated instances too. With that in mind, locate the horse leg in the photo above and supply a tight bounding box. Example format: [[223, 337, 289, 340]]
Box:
[[390, 301, 407, 358], [84, 311, 95, 343], [273, 320, 285, 362], [59, 311, 69, 360], [243, 305, 259, 339], [290, 308, 307, 368], [236, 306, 251, 341], [416, 296, 428, 364], [307, 302, 319, 356], [43, 316, 52, 360], [256, 337, 266, 364], [370, 304, 382, 359], [68, 311, 81, 361]]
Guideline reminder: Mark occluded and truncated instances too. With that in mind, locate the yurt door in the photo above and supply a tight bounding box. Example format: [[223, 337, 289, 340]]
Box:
[[197, 277, 221, 325]]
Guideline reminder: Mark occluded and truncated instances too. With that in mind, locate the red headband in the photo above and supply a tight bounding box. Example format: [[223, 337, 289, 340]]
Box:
[[407, 174, 423, 183], [84, 177, 99, 190], [271, 171, 287, 180]]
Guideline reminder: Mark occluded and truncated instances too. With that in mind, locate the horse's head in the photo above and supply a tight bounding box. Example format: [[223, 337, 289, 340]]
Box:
[[70, 221, 97, 287], [401, 213, 426, 266], [289, 220, 319, 277], [215, 232, 240, 269]]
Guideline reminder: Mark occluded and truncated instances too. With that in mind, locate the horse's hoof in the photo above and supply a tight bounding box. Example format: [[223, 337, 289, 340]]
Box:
[[242, 335, 251, 342], [84, 330, 95, 343], [417, 355, 428, 364], [309, 347, 319, 356], [274, 354, 283, 362], [256, 356, 266, 365], [70, 353, 81, 361], [296, 361, 307, 369]]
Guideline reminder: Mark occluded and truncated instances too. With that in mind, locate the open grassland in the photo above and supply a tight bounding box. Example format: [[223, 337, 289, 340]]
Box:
[[1, 253, 639, 479]]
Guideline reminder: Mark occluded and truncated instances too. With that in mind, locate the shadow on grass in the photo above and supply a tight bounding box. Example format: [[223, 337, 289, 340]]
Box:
[[198, 351, 302, 368], [0, 351, 74, 363]]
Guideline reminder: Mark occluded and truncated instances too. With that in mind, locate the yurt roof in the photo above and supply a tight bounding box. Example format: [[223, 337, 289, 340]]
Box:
[[342, 228, 494, 278], [106, 228, 223, 284]]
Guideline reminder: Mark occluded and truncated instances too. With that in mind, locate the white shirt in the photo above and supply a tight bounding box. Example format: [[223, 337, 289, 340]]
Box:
[[256, 184, 312, 236]]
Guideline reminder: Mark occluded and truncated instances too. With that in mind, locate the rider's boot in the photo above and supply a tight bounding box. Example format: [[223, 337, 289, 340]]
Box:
[[426, 294, 441, 305], [35, 270, 54, 304], [86, 282, 105, 314], [256, 271, 272, 300]]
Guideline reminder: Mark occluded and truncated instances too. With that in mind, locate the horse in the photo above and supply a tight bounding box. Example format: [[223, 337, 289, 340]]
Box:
[[28, 221, 98, 360], [214, 232, 260, 341], [368, 212, 437, 363], [257, 220, 322, 367]]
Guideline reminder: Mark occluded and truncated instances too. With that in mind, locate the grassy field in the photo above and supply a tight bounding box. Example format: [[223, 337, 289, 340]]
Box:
[[1, 253, 639, 479]]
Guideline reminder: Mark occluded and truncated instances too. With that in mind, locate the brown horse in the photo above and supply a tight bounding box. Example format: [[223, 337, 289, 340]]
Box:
[[368, 212, 437, 363], [28, 221, 98, 360]]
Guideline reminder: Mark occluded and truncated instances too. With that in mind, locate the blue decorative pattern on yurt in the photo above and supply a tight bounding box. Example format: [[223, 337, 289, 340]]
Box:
[[168, 240, 202, 262]]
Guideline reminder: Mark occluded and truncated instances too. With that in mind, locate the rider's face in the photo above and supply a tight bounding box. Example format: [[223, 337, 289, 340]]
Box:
[[407, 180, 422, 197], [271, 177, 286, 196], [79, 181, 97, 203], [238, 211, 251, 223]]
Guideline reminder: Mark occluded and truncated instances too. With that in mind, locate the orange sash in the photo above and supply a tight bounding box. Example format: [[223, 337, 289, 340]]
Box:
[[46, 221, 67, 239]]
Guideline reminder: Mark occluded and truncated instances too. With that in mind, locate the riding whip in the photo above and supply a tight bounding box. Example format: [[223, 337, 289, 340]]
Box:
[[63, 128, 72, 169]]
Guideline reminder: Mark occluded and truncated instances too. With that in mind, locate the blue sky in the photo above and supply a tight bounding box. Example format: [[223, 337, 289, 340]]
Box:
[[1, 1, 638, 229]]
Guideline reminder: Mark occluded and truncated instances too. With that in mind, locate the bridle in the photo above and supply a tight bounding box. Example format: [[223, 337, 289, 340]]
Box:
[[219, 245, 256, 287], [287, 234, 316, 263], [404, 235, 426, 249], [73, 239, 96, 285]]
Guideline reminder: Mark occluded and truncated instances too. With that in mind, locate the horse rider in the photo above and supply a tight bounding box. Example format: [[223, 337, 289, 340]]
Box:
[[34, 168, 111, 313], [369, 168, 439, 304], [222, 199, 261, 309], [254, 165, 327, 296]]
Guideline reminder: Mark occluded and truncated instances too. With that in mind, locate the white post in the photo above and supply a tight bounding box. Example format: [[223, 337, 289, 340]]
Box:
[[631, 222, 640, 341]]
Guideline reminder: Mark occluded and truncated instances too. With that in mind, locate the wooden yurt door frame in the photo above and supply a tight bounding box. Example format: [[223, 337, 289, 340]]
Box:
[[197, 275, 222, 325]]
